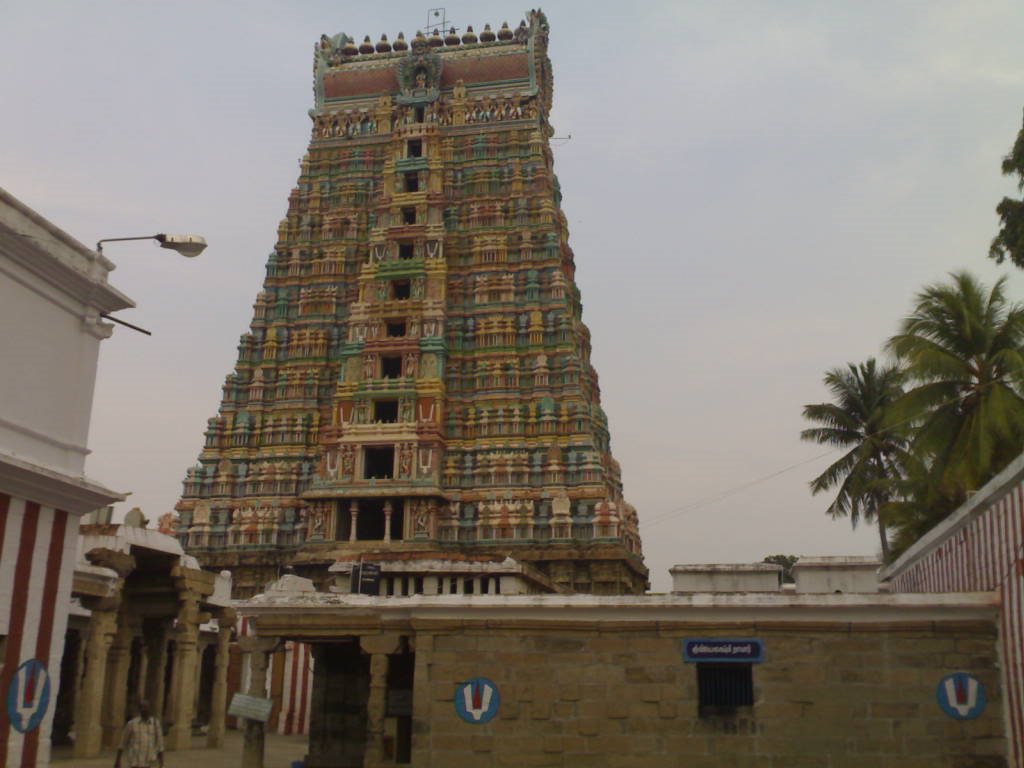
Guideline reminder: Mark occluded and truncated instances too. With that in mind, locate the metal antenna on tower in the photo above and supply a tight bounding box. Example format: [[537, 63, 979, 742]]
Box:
[[425, 7, 458, 33]]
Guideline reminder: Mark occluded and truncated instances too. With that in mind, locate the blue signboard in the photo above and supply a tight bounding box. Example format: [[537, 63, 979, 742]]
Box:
[[683, 638, 764, 663], [936, 673, 987, 720], [6, 659, 51, 734], [454, 678, 500, 724]]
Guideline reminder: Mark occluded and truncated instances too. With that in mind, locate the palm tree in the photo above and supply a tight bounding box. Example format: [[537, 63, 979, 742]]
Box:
[[872, 449, 955, 558], [801, 359, 907, 559], [886, 272, 1024, 502]]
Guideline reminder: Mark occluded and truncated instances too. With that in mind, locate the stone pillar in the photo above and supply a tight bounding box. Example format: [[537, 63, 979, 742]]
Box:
[[166, 596, 202, 750], [383, 502, 392, 543], [361, 634, 398, 767], [306, 644, 327, 765], [136, 644, 149, 706], [73, 609, 117, 758], [239, 636, 279, 768], [193, 637, 211, 716], [349, 501, 359, 542], [206, 610, 235, 748], [144, 621, 171, 721], [409, 635, 431, 765], [102, 617, 136, 747]]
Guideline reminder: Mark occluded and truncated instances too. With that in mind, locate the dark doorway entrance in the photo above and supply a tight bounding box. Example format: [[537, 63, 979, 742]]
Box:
[[387, 642, 415, 763], [52, 627, 80, 746], [196, 643, 217, 726], [307, 640, 370, 768]]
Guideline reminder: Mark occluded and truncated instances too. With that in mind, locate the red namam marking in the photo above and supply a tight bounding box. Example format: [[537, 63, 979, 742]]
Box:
[[955, 677, 968, 705]]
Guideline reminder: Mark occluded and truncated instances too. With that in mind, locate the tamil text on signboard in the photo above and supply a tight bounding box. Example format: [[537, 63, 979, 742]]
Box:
[[683, 638, 764, 663]]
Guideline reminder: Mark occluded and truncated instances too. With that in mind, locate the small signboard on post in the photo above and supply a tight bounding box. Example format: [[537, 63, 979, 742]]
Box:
[[683, 638, 764, 663], [350, 562, 382, 595], [228, 693, 274, 723]]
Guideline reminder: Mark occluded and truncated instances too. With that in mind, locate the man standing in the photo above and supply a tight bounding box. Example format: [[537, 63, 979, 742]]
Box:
[[114, 701, 164, 768]]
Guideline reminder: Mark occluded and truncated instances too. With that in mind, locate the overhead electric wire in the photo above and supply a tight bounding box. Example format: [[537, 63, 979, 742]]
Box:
[[641, 380, 999, 531]]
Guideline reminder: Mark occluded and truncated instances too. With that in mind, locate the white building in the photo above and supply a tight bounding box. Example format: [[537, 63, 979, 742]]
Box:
[[0, 187, 131, 768]]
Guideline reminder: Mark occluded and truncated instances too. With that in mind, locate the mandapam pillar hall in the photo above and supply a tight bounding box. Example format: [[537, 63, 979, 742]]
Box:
[[57, 519, 235, 759]]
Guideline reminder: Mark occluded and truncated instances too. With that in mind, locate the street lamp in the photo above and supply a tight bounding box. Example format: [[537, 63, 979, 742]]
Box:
[[97, 233, 208, 334], [96, 233, 207, 258]]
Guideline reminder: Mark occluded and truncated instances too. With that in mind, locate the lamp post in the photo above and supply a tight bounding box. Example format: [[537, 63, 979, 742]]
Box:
[[97, 233, 207, 334]]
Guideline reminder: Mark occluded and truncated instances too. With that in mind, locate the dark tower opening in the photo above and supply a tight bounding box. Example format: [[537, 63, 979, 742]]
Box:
[[363, 446, 394, 479]]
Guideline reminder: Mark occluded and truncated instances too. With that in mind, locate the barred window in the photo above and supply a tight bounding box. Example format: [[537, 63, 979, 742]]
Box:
[[697, 663, 753, 715]]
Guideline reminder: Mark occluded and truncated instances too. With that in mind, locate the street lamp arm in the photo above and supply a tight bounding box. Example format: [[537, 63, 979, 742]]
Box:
[[96, 235, 163, 252], [96, 233, 207, 258]]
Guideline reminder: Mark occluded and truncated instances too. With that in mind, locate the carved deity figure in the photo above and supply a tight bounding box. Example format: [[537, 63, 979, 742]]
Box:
[[414, 501, 430, 535], [399, 444, 413, 477], [310, 507, 324, 538], [157, 511, 178, 536]]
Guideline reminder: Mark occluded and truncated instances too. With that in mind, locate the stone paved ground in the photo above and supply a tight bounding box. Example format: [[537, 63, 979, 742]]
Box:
[[51, 729, 308, 768]]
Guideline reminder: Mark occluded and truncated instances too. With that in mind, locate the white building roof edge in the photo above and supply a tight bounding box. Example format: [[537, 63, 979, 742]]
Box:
[[239, 590, 998, 626]]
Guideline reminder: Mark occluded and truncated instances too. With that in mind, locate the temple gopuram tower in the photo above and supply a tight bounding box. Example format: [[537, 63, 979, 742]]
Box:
[[176, 11, 647, 596]]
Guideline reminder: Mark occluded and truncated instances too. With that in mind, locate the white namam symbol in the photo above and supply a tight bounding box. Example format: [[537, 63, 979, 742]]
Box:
[[462, 680, 494, 721], [943, 675, 979, 717], [12, 661, 49, 732]]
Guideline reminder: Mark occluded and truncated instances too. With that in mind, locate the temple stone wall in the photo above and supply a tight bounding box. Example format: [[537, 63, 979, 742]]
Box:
[[406, 622, 1005, 767]]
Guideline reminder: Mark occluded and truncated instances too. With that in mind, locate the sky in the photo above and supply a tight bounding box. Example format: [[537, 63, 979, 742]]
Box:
[[3, 1, 1023, 591]]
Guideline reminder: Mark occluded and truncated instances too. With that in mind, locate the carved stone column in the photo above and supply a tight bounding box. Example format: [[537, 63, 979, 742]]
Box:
[[135, 644, 149, 706], [166, 595, 202, 750], [361, 634, 398, 767], [349, 501, 359, 542], [101, 617, 136, 747], [306, 644, 328, 766], [77, 547, 135, 755], [143, 620, 171, 721], [383, 502, 393, 543], [73, 608, 117, 758], [193, 636, 211, 717], [206, 609, 236, 748], [239, 636, 280, 768], [410, 635, 430, 765]]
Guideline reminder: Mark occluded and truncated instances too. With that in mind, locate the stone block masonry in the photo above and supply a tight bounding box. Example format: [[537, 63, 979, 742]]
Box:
[[244, 591, 1009, 767], [411, 623, 1005, 767]]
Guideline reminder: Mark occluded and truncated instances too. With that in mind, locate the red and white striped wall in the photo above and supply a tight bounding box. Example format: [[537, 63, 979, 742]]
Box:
[[885, 476, 1024, 767], [0, 493, 78, 768], [235, 617, 313, 736], [276, 642, 312, 736]]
